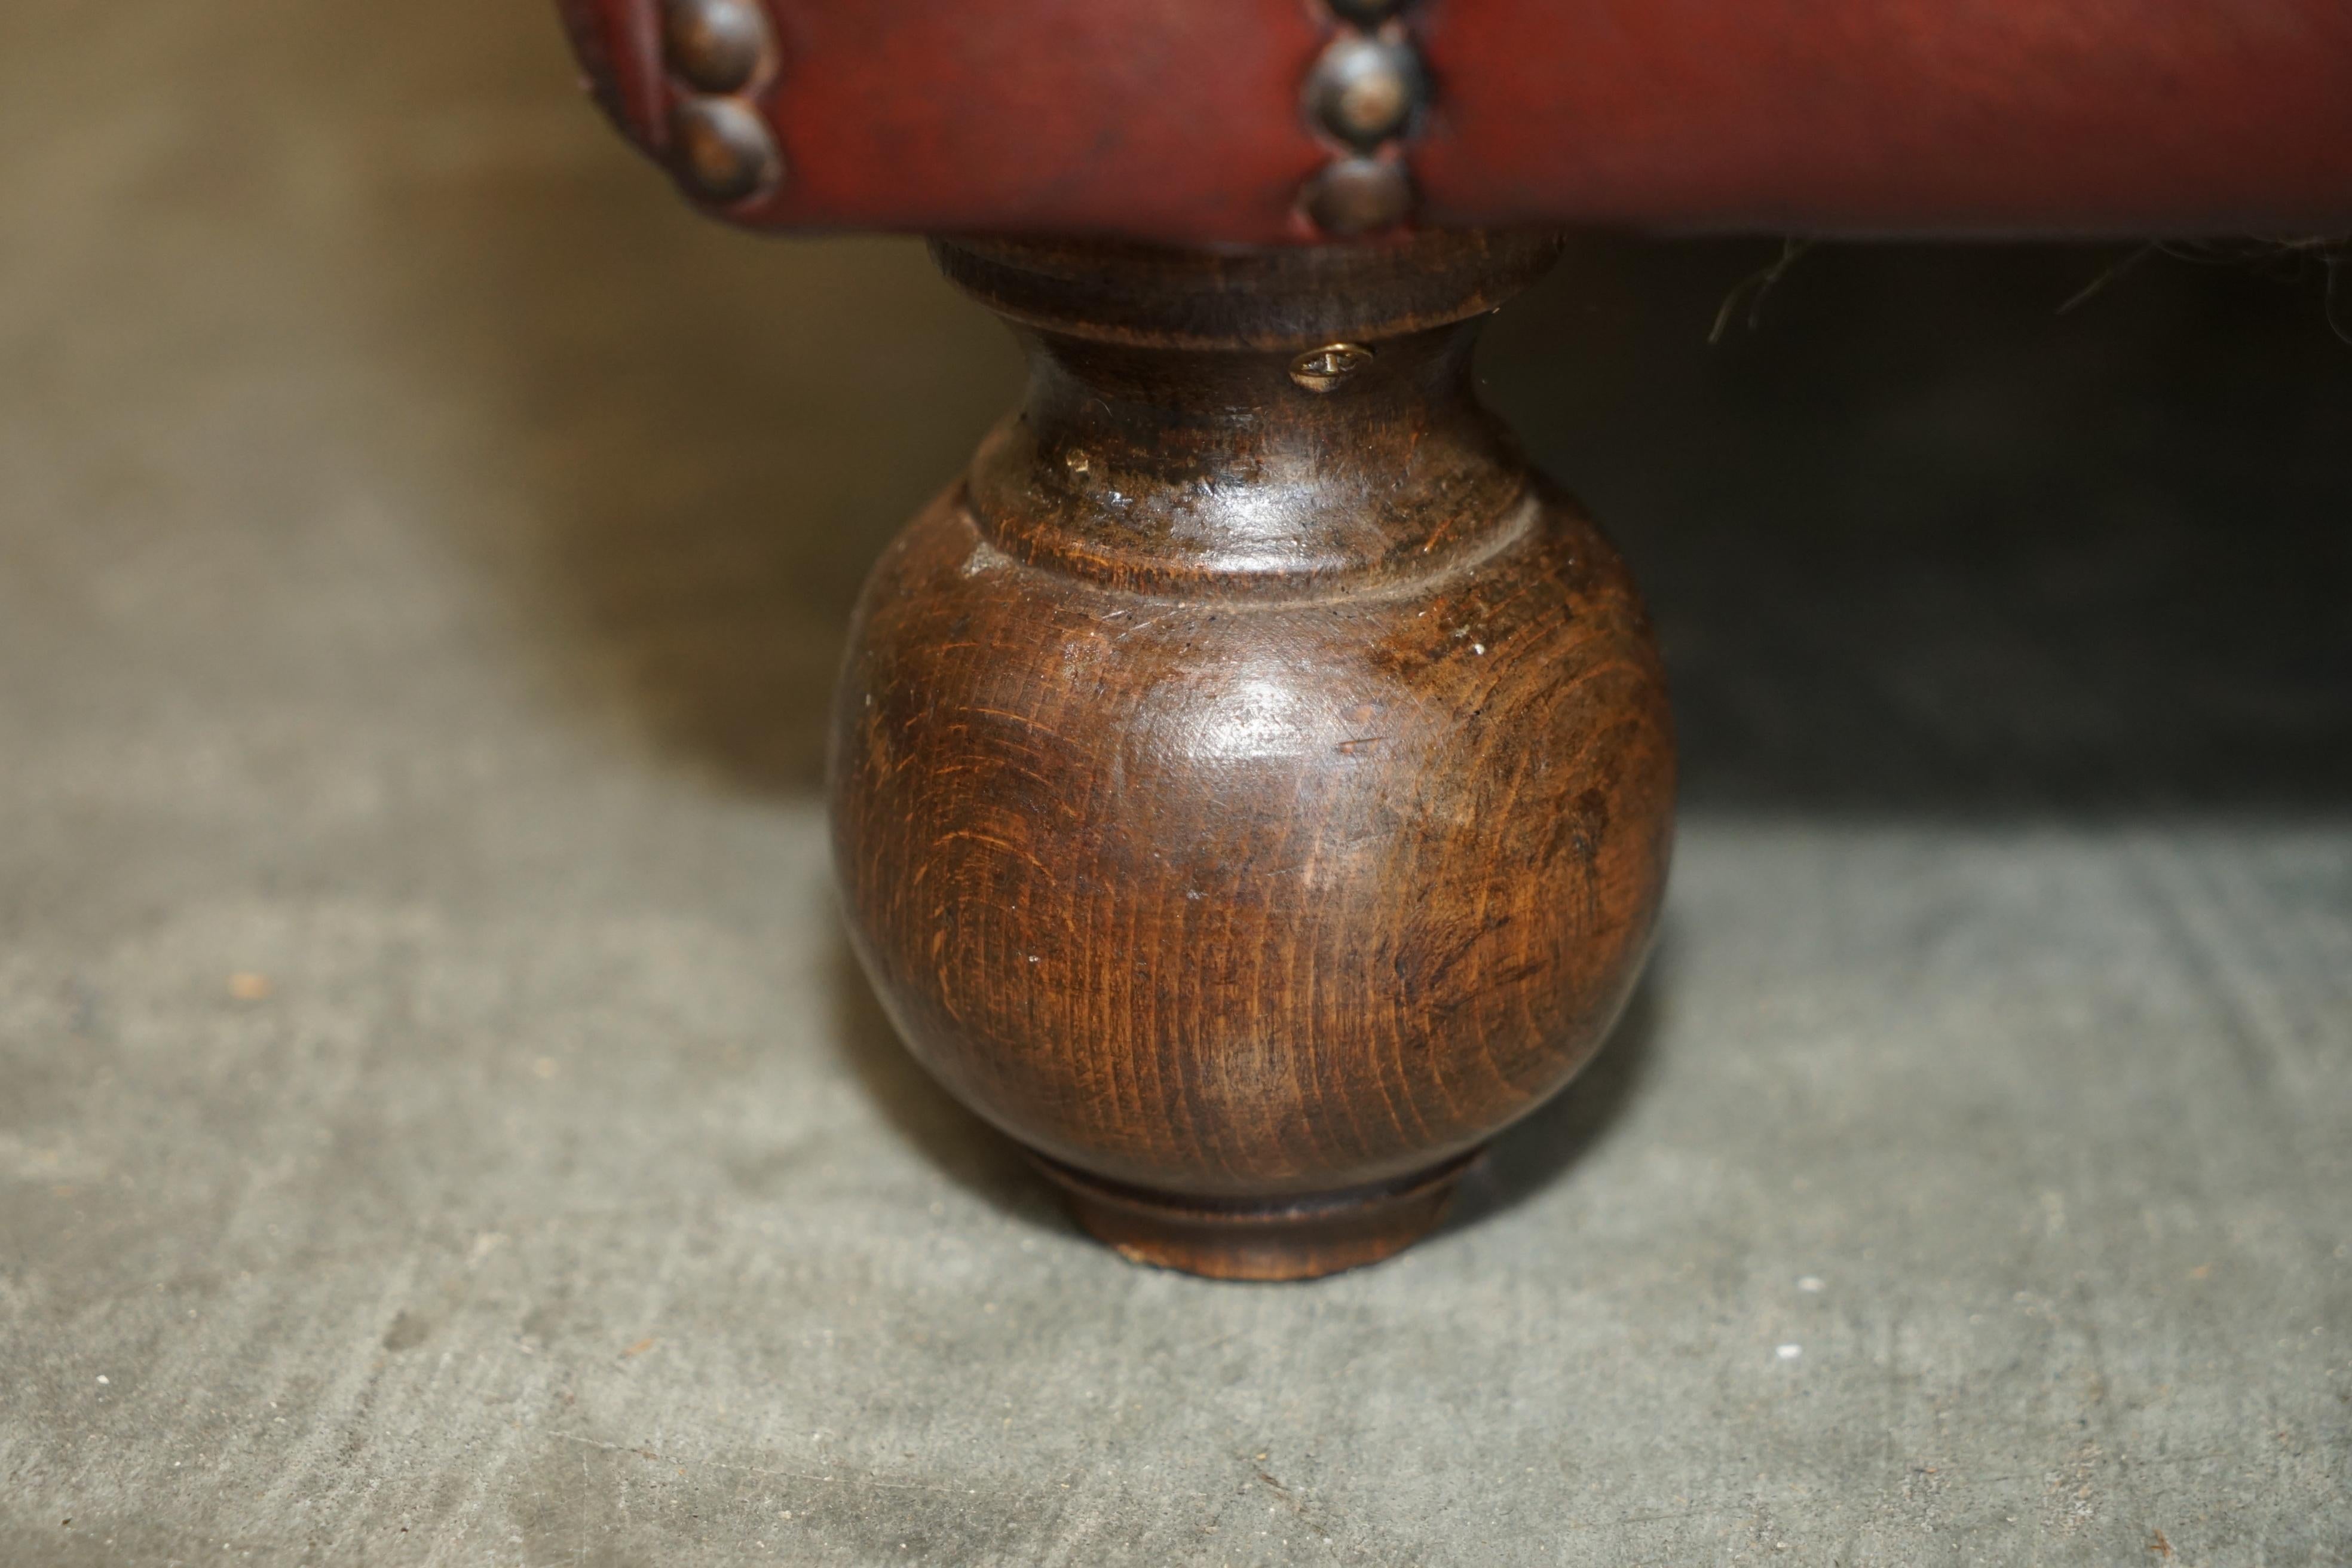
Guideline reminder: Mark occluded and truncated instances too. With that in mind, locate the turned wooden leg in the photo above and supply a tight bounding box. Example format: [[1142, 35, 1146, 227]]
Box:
[[828, 231, 1674, 1281]]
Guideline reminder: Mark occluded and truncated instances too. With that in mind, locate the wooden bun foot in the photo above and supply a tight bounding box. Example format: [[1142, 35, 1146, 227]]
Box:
[[1033, 1150, 1479, 1282], [831, 231, 1675, 1281]]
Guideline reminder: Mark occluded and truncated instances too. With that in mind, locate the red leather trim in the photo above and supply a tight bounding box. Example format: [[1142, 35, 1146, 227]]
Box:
[[744, 0, 1332, 238], [1419, 0, 2352, 235], [558, 0, 668, 151], [556, 0, 2352, 242]]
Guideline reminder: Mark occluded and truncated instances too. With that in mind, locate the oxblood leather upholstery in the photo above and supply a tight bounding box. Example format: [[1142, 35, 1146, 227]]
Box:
[[558, 0, 2352, 243]]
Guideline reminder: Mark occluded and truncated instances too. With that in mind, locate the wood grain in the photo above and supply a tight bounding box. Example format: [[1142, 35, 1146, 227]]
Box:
[[829, 232, 1675, 1277]]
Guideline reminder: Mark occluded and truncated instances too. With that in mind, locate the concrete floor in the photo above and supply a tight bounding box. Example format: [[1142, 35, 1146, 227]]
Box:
[[3, 0, 2350, 1563]]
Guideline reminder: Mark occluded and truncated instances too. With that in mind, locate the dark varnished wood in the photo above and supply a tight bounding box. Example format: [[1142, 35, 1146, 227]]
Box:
[[829, 232, 1674, 1279]]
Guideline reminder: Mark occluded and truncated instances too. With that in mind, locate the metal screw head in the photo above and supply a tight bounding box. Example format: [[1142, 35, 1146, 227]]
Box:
[[1301, 157, 1412, 237], [1289, 342, 1376, 392], [662, 0, 771, 93], [669, 96, 782, 204], [1307, 33, 1425, 149]]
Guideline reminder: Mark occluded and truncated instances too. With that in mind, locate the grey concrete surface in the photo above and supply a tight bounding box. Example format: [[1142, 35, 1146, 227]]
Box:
[[3, 0, 2350, 1563]]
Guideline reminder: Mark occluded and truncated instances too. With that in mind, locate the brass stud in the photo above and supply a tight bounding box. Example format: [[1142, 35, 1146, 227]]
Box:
[[1301, 157, 1412, 237], [661, 0, 772, 94], [1289, 343, 1376, 392], [1307, 34, 1425, 150], [669, 96, 782, 204]]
